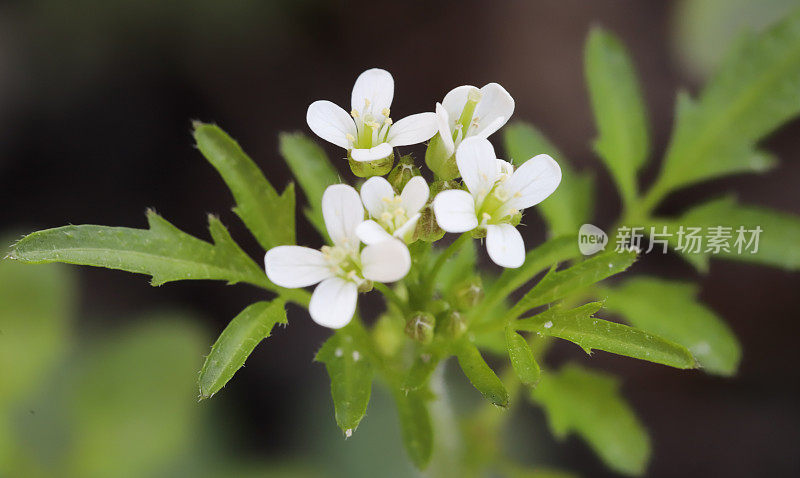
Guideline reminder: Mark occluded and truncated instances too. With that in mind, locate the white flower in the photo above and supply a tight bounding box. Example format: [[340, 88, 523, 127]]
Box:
[[432, 137, 561, 268], [265, 184, 411, 328], [306, 68, 438, 162], [356, 175, 429, 244], [435, 83, 514, 157]]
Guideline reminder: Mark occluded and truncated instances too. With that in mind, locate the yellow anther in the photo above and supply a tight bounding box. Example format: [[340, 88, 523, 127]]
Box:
[[351, 109, 359, 118], [345, 133, 356, 142], [394, 208, 406, 217], [381, 212, 393, 222], [364, 98, 371, 107], [482, 212, 492, 221], [381, 108, 390, 117], [381, 196, 393, 203]]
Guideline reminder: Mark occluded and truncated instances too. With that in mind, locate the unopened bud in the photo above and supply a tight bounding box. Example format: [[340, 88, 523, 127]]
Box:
[[414, 204, 445, 242], [348, 151, 394, 178], [405, 311, 435, 344], [387, 155, 420, 191], [438, 310, 467, 339], [454, 275, 484, 310], [357, 280, 374, 293], [425, 134, 459, 180], [471, 227, 487, 239], [509, 211, 522, 227], [429, 179, 463, 196]]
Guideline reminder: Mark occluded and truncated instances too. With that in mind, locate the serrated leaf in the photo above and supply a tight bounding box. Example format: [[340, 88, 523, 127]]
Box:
[[454, 341, 508, 407], [279, 132, 340, 240], [503, 123, 594, 236], [507, 248, 638, 320], [585, 28, 650, 206], [315, 325, 374, 435], [194, 122, 295, 250], [480, 235, 582, 317], [654, 10, 800, 196], [531, 364, 650, 476], [199, 300, 287, 399], [649, 195, 800, 271], [505, 326, 541, 387], [516, 302, 696, 369], [9, 211, 269, 289], [601, 277, 741, 375], [394, 389, 433, 469]]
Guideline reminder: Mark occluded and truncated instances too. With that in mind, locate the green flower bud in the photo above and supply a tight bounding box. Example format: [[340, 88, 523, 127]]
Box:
[[348, 151, 394, 178], [454, 275, 484, 310], [405, 311, 435, 344], [425, 134, 459, 180], [373, 314, 403, 357], [438, 310, 467, 339], [414, 204, 445, 243], [387, 155, 420, 191], [471, 227, 487, 239], [509, 211, 522, 227], [430, 179, 463, 196], [357, 280, 374, 293]]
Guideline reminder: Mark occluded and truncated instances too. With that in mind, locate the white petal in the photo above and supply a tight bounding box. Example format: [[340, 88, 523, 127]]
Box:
[[361, 239, 411, 283], [497, 159, 514, 176], [393, 212, 421, 242], [360, 176, 395, 218], [442, 85, 477, 119], [306, 100, 356, 149], [322, 184, 364, 251], [350, 143, 393, 162], [356, 219, 393, 245], [309, 277, 358, 329], [435, 102, 455, 156], [473, 83, 514, 137], [399, 176, 429, 215], [456, 136, 499, 196], [486, 224, 525, 268], [351, 68, 394, 114], [264, 246, 332, 288], [387, 112, 438, 146], [432, 189, 478, 233], [505, 154, 562, 210]]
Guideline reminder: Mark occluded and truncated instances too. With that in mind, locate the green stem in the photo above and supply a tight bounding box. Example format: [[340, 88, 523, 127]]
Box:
[[373, 282, 410, 317], [423, 233, 470, 297]]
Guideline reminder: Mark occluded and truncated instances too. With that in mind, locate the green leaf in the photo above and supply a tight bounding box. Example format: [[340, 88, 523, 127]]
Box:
[[503, 123, 594, 236], [516, 303, 696, 369], [601, 277, 741, 375], [0, 251, 75, 408], [69, 317, 205, 478], [194, 122, 295, 250], [402, 352, 440, 391], [480, 235, 582, 316], [8, 210, 270, 290], [654, 10, 800, 197], [199, 300, 287, 399], [454, 341, 509, 407], [531, 364, 650, 476], [279, 132, 340, 239], [585, 28, 650, 206], [315, 325, 374, 435], [505, 326, 541, 387], [650, 195, 800, 271], [394, 389, 433, 469], [507, 248, 638, 320], [435, 238, 477, 292]]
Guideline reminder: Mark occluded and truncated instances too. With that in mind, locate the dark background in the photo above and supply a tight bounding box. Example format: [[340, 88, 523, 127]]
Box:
[[1, 1, 799, 476]]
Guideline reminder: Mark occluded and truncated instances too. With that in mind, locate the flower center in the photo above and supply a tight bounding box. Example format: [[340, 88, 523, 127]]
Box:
[[377, 195, 410, 232], [349, 99, 392, 149], [474, 173, 520, 226], [321, 245, 368, 285], [452, 87, 482, 147]]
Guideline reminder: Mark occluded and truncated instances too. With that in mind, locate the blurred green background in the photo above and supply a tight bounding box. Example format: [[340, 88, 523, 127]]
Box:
[[1, 1, 799, 477]]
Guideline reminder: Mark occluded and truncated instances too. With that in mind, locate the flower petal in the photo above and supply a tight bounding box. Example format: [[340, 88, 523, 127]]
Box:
[[442, 84, 477, 119], [387, 112, 438, 146], [350, 143, 393, 162], [505, 154, 562, 210], [360, 176, 395, 218], [473, 83, 514, 137], [309, 277, 358, 329], [361, 239, 411, 283], [432, 189, 478, 233], [393, 212, 420, 242], [497, 159, 514, 176], [351, 68, 394, 114], [456, 136, 499, 196], [264, 246, 332, 288], [399, 176, 429, 215], [435, 102, 455, 156], [356, 219, 393, 245], [322, 184, 364, 251], [486, 224, 525, 268], [306, 100, 356, 149]]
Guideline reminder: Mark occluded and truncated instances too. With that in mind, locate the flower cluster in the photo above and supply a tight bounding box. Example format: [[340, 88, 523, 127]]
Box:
[[266, 68, 562, 328]]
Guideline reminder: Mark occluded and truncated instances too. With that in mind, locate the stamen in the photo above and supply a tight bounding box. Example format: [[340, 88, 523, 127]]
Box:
[[381, 108, 390, 117], [351, 109, 359, 118]]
